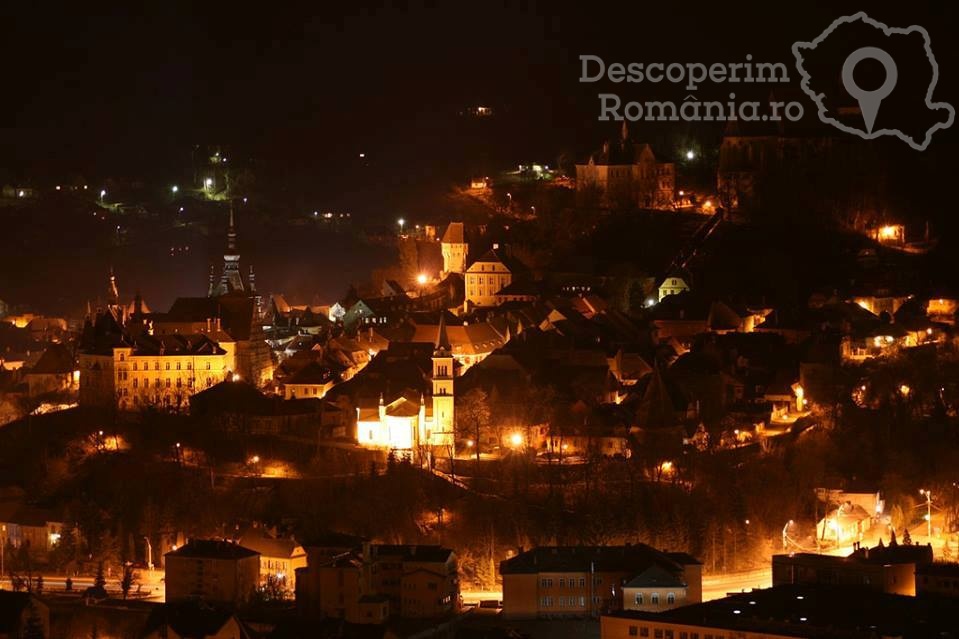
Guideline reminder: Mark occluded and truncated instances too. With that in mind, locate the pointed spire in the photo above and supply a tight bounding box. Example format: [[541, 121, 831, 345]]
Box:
[[435, 313, 451, 352], [227, 202, 237, 253], [108, 267, 119, 305]]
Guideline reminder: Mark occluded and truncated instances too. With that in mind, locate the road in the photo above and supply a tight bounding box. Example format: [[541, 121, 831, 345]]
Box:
[[702, 568, 770, 601], [0, 570, 166, 601], [461, 588, 503, 605]]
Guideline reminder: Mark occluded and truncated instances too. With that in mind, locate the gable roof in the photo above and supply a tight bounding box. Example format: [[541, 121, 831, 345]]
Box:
[[441, 222, 465, 244], [28, 343, 75, 375], [166, 539, 258, 560]]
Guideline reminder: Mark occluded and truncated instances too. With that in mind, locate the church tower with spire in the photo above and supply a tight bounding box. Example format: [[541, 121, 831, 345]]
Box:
[[209, 203, 249, 297], [431, 314, 455, 447]]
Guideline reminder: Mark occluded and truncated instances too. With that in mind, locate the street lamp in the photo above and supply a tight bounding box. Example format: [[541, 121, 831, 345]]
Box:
[[685, 150, 695, 160], [171, 185, 178, 194], [397, 218, 405, 234], [782, 520, 793, 550], [920, 489, 932, 538]]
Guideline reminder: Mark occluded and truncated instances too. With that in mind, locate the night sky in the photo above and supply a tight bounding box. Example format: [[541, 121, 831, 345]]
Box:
[[1, 1, 957, 311]]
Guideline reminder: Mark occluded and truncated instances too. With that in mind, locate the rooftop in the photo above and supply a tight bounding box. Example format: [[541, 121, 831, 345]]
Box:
[[165, 539, 259, 560], [605, 584, 956, 639], [500, 544, 699, 576]]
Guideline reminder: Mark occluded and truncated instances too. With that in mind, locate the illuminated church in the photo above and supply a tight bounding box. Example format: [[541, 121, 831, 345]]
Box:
[[355, 317, 455, 456]]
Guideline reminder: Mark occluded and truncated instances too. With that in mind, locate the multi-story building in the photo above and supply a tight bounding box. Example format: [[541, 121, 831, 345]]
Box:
[[576, 124, 675, 210], [441, 222, 468, 275], [773, 542, 933, 597], [464, 245, 527, 308], [164, 539, 260, 608], [499, 545, 701, 619], [917, 562, 959, 598], [238, 531, 307, 595], [373, 545, 459, 619], [78, 311, 232, 411], [296, 538, 459, 622]]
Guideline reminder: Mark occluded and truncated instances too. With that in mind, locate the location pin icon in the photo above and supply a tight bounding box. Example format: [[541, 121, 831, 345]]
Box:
[[842, 46, 898, 134]]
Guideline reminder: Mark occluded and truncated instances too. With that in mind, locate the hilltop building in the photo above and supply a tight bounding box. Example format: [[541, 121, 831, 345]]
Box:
[[576, 123, 675, 209]]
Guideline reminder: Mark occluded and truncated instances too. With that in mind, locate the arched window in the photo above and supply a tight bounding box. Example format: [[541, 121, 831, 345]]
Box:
[[651, 593, 659, 605], [667, 592, 675, 605], [634, 593, 644, 605]]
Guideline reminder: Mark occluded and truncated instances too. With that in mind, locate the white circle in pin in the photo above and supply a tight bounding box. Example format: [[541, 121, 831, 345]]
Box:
[[842, 46, 898, 134]]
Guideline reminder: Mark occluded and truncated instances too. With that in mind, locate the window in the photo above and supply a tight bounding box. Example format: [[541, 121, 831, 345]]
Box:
[[640, 629, 649, 638], [667, 592, 675, 605], [133, 379, 138, 388], [541, 578, 553, 588], [154, 362, 159, 370], [133, 362, 138, 371], [654, 630, 663, 639], [629, 627, 638, 637], [665, 631, 673, 639], [559, 578, 565, 587], [578, 596, 585, 606], [187, 362, 192, 370], [651, 593, 660, 605], [165, 362, 170, 370], [634, 593, 644, 605], [558, 597, 566, 607], [206, 362, 211, 370], [177, 362, 181, 370], [119, 353, 125, 362], [579, 578, 586, 587]]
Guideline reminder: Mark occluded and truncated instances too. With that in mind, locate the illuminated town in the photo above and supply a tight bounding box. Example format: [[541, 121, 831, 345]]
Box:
[[0, 4, 958, 638]]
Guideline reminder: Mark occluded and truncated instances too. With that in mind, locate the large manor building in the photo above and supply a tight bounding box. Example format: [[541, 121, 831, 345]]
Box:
[[78, 207, 274, 410]]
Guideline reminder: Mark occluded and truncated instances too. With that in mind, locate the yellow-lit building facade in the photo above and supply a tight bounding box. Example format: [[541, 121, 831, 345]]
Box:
[[465, 246, 516, 308], [80, 332, 234, 411]]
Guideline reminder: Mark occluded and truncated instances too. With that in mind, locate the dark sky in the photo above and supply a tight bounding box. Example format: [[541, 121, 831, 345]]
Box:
[[3, 1, 955, 182], [1, 1, 957, 313]]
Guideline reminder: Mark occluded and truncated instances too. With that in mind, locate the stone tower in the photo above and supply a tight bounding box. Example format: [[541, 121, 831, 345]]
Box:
[[431, 314, 455, 447]]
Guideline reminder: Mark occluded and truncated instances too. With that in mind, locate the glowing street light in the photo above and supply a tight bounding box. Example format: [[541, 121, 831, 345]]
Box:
[[204, 177, 213, 189], [99, 189, 107, 200], [171, 185, 179, 194], [416, 273, 428, 285], [465, 439, 474, 448], [232, 373, 241, 382], [920, 489, 932, 537], [509, 432, 524, 448], [685, 150, 695, 160], [397, 218, 405, 233]]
